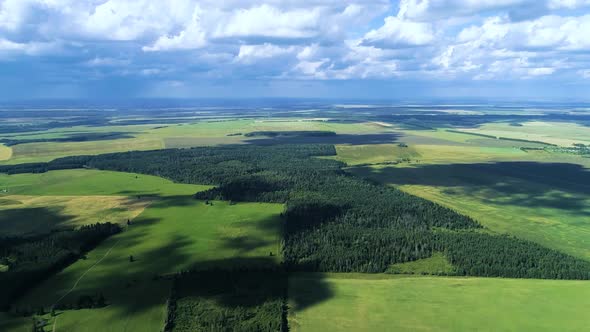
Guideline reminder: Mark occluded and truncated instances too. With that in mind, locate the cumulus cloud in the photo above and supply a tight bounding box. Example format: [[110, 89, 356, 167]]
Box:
[[362, 16, 434, 48], [213, 5, 321, 40], [235, 43, 295, 64], [0, 0, 589, 85]]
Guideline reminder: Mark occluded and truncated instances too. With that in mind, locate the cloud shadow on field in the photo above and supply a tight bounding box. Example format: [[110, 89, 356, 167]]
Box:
[[352, 161, 590, 215], [6, 196, 334, 330], [0, 206, 76, 236]]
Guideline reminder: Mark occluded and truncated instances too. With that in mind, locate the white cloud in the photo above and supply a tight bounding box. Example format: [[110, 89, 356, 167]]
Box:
[[235, 43, 295, 64], [212, 5, 321, 40], [1, 0, 590, 83], [528, 67, 556, 75], [84, 57, 130, 67], [362, 16, 434, 48], [0, 38, 59, 55], [457, 15, 590, 50], [143, 4, 206, 51], [548, 0, 590, 9]]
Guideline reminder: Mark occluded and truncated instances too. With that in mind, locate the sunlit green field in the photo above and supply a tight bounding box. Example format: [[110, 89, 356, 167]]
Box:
[[0, 169, 210, 197], [11, 198, 282, 331], [1, 168, 281, 331], [289, 273, 590, 332], [4, 138, 164, 164], [457, 121, 590, 146]]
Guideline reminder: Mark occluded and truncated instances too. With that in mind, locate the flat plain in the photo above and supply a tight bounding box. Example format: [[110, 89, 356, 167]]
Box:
[[289, 273, 590, 332], [14, 198, 283, 331], [2, 107, 590, 331]]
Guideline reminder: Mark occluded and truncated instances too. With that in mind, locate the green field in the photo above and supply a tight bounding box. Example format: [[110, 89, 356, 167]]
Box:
[[4, 138, 164, 164], [387, 252, 455, 275], [0, 169, 211, 235], [10, 198, 282, 331], [0, 169, 210, 197], [457, 121, 590, 147], [289, 273, 590, 332], [1, 168, 281, 331]]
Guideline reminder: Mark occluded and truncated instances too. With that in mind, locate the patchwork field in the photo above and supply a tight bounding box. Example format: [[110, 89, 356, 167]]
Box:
[[289, 274, 590, 332], [0, 119, 384, 164], [1, 106, 590, 331]]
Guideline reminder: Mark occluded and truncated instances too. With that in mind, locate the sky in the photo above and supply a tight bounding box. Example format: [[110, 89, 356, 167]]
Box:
[[1, 0, 590, 100]]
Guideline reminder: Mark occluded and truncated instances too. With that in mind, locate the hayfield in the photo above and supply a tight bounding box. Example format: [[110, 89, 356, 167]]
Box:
[[0, 144, 11, 161], [0, 195, 150, 236], [3, 138, 164, 164], [289, 273, 590, 332]]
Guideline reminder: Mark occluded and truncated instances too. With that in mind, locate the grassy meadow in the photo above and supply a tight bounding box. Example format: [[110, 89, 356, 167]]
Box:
[[458, 121, 590, 146], [289, 273, 590, 332], [12, 198, 282, 331], [387, 252, 455, 275], [1, 167, 281, 331], [0, 169, 210, 197]]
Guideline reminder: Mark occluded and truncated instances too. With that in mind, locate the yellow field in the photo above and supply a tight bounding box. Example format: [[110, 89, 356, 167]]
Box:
[[0, 144, 12, 161], [0, 195, 151, 236], [4, 138, 164, 164]]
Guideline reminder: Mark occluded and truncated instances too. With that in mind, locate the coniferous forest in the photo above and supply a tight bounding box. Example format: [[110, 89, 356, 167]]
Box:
[[3, 144, 589, 280], [0, 223, 121, 310]]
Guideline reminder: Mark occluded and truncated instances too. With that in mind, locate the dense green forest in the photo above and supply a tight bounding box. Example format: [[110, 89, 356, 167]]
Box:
[[3, 144, 589, 280], [166, 269, 286, 332], [0, 223, 121, 310]]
